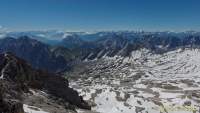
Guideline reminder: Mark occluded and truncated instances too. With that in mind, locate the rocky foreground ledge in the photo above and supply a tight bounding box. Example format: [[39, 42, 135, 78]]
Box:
[[0, 53, 90, 113]]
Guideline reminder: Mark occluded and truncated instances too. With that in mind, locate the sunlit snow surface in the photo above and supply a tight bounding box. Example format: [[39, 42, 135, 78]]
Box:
[[23, 104, 49, 113], [70, 48, 200, 113]]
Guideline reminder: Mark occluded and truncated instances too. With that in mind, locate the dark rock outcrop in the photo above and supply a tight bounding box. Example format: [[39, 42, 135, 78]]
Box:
[[0, 53, 90, 113], [0, 78, 25, 113]]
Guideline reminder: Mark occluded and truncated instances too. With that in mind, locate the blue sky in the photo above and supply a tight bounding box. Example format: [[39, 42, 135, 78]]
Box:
[[0, 0, 200, 31]]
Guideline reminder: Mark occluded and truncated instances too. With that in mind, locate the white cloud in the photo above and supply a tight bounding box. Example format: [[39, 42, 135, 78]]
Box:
[[0, 26, 9, 33]]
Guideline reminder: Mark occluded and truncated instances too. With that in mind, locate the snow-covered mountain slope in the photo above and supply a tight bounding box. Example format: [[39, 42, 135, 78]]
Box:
[[69, 48, 200, 113], [124, 48, 200, 80]]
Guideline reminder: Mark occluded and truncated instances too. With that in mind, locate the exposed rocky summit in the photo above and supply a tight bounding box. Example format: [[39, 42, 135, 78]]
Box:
[[0, 53, 90, 113]]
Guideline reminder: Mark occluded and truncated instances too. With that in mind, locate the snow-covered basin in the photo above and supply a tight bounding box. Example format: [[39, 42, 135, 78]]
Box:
[[71, 48, 200, 113]]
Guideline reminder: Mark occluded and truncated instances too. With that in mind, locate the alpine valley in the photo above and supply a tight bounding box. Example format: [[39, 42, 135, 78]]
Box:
[[1, 30, 200, 113]]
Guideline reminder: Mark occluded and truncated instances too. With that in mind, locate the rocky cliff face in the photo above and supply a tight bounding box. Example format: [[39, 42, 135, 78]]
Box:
[[0, 53, 90, 113]]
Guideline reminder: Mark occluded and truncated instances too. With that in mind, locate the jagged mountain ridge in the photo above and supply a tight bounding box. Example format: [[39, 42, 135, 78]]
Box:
[[60, 32, 200, 60], [1, 31, 200, 73]]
